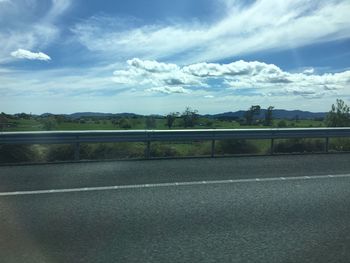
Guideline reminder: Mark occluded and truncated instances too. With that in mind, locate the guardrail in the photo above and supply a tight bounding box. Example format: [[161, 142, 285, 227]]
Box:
[[1, 128, 350, 160]]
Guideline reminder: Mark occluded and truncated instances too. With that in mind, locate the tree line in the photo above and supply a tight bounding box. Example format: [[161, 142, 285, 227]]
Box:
[[165, 99, 350, 128], [1, 99, 350, 131]]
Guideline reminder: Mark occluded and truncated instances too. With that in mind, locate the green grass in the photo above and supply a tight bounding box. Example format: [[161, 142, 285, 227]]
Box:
[[2, 116, 328, 132], [3, 119, 42, 131]]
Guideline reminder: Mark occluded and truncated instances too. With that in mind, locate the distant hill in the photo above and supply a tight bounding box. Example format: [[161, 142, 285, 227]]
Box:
[[203, 109, 326, 120], [38, 109, 327, 120]]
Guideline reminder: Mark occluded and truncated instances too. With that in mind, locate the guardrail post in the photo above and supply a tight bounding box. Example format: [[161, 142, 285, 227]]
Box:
[[325, 137, 329, 153], [74, 141, 80, 161], [211, 139, 215, 158], [145, 132, 151, 159], [270, 138, 274, 155]]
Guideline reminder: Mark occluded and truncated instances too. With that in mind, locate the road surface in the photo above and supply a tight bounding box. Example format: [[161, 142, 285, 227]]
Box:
[[0, 153, 350, 192], [1, 154, 350, 262]]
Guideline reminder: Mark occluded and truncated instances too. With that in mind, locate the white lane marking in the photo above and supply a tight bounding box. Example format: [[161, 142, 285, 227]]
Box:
[[0, 174, 350, 197]]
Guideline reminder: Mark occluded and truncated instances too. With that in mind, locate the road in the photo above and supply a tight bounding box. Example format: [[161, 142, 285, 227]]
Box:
[[1, 154, 350, 262], [0, 153, 350, 192]]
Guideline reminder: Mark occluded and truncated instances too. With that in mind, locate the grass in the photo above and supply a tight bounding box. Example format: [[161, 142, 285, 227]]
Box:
[[1, 117, 327, 132]]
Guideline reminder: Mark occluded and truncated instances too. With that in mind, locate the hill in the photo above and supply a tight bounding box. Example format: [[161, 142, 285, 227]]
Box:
[[36, 109, 327, 120], [204, 109, 326, 120]]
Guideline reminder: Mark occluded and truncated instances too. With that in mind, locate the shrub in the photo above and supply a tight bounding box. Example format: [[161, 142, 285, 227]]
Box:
[[330, 138, 350, 152], [0, 144, 39, 163], [41, 117, 57, 130], [45, 145, 75, 161], [217, 139, 259, 154], [119, 118, 132, 129], [82, 143, 144, 159], [274, 139, 324, 153], [145, 117, 156, 129], [150, 143, 179, 157], [277, 120, 287, 128], [205, 120, 214, 127]]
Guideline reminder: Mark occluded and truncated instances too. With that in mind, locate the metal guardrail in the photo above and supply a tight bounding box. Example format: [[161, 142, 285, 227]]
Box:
[[1, 128, 350, 160]]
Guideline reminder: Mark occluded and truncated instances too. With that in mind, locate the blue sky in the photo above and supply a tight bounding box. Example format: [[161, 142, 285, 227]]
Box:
[[1, 0, 350, 114]]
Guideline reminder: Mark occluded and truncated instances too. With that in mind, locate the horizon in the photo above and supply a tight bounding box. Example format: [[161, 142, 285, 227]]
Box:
[[1, 0, 350, 114]]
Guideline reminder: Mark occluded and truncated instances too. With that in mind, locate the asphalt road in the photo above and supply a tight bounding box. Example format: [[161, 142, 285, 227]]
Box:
[[1, 154, 350, 262], [0, 153, 350, 192], [1, 176, 350, 262]]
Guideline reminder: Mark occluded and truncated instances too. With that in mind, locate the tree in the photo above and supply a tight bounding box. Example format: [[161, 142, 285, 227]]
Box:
[[15, 113, 31, 120], [205, 119, 214, 128], [54, 115, 67, 124], [111, 119, 119, 127], [41, 117, 57, 131], [295, 115, 300, 123], [245, 105, 261, 125], [181, 107, 198, 128], [119, 118, 132, 129], [146, 117, 156, 129], [264, 106, 274, 126], [0, 112, 8, 131], [277, 120, 287, 128], [166, 112, 178, 129], [325, 99, 350, 127]]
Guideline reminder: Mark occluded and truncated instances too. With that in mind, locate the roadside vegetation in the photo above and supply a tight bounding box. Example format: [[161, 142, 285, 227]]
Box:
[[1, 99, 349, 163]]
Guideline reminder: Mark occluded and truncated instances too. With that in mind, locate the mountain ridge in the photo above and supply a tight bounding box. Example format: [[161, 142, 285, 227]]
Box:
[[38, 109, 327, 120]]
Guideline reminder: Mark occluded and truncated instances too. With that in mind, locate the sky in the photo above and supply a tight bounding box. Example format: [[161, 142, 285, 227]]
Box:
[[1, 0, 350, 115]]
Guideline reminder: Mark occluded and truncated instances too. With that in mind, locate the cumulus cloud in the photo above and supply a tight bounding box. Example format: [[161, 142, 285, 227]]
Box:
[[182, 60, 288, 79], [303, 68, 315, 75], [113, 58, 205, 94], [71, 0, 350, 63], [11, 49, 51, 61], [146, 86, 190, 94], [128, 58, 179, 73], [113, 58, 350, 98]]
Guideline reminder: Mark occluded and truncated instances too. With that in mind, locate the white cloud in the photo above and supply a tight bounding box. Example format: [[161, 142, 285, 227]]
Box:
[[303, 68, 315, 75], [112, 58, 350, 98], [11, 49, 51, 61], [71, 0, 350, 63], [182, 60, 288, 79], [45, 0, 71, 21], [113, 58, 205, 93], [146, 86, 190, 94], [128, 58, 179, 73]]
